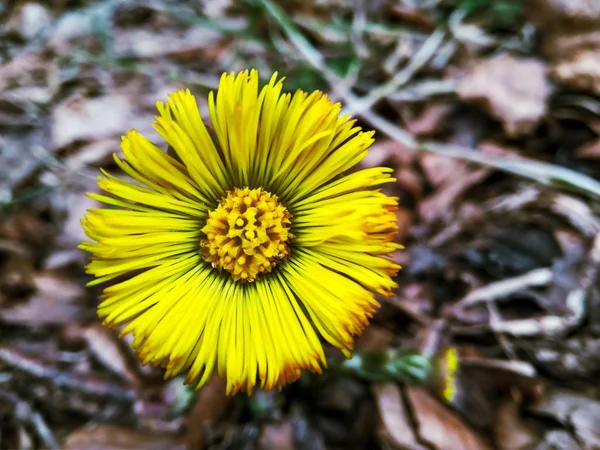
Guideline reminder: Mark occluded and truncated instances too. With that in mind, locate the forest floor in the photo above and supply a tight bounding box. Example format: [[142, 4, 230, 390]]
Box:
[[2, 0, 600, 449]]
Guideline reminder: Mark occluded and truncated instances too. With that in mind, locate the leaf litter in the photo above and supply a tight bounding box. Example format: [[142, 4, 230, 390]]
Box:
[[2, 0, 600, 448]]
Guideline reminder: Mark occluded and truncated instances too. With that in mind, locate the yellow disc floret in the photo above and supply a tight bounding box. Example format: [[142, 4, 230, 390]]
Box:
[[201, 187, 291, 282]]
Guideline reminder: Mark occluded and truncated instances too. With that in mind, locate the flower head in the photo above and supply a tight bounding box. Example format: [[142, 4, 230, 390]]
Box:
[[80, 70, 401, 394]]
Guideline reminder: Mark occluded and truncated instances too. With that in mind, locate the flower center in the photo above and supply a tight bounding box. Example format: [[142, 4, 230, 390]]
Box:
[[201, 187, 291, 282]]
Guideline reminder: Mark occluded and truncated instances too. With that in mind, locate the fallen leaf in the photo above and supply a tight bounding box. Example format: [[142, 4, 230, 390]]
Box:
[[187, 375, 231, 449], [569, 402, 600, 449], [64, 424, 186, 450], [65, 139, 118, 171], [51, 93, 138, 150], [532, 430, 582, 450], [418, 153, 465, 188], [0, 211, 54, 249], [388, 283, 433, 325], [419, 167, 491, 223], [529, 388, 600, 448], [457, 53, 551, 137], [494, 394, 540, 450], [372, 382, 427, 450], [575, 138, 600, 159], [82, 326, 138, 385], [0, 129, 48, 200], [406, 386, 491, 450], [405, 104, 452, 137], [5, 2, 52, 41], [529, 388, 594, 423], [258, 421, 296, 450], [361, 140, 416, 168], [0, 254, 36, 297], [0, 88, 50, 126], [316, 378, 365, 412], [395, 166, 424, 202], [388, 4, 436, 31], [0, 271, 88, 327], [47, 8, 98, 54], [113, 26, 223, 60], [528, 0, 600, 30], [527, 0, 600, 94], [355, 326, 393, 352], [553, 51, 600, 95], [56, 190, 100, 248], [0, 52, 52, 93]]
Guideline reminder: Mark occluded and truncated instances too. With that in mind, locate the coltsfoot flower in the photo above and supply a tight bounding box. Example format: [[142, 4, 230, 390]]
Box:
[[80, 70, 401, 395]]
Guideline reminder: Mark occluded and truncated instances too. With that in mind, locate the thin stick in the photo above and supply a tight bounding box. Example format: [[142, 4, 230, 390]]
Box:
[[453, 267, 553, 310]]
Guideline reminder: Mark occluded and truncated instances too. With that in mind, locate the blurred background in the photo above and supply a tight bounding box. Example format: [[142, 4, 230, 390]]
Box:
[[2, 0, 600, 448]]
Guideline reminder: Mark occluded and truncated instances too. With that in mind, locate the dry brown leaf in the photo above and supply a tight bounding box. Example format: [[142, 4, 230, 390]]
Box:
[[457, 54, 551, 137], [65, 139, 119, 171], [532, 430, 582, 450], [0, 271, 87, 327], [419, 167, 491, 223], [545, 31, 600, 60], [355, 326, 393, 352], [258, 421, 296, 450], [396, 208, 415, 244], [418, 153, 465, 188], [494, 395, 540, 450], [47, 9, 96, 53], [529, 388, 600, 449], [0, 88, 51, 126], [3, 2, 52, 41], [575, 138, 600, 159], [0, 211, 54, 248], [388, 283, 433, 325], [405, 104, 452, 137], [114, 26, 223, 60], [361, 140, 416, 168], [0, 53, 52, 92], [570, 403, 600, 449], [406, 387, 491, 450], [395, 166, 424, 202], [553, 51, 600, 95], [529, 389, 594, 423], [187, 375, 231, 450], [0, 254, 36, 297], [387, 4, 436, 31], [56, 191, 100, 248], [372, 382, 427, 450], [527, 0, 600, 94], [528, 0, 600, 28], [82, 326, 138, 385], [64, 424, 186, 450], [51, 93, 139, 150], [316, 378, 364, 413]]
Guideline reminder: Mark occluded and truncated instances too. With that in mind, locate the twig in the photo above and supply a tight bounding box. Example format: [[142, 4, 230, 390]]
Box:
[[343, 28, 447, 115], [487, 301, 517, 359], [459, 357, 537, 378], [578, 232, 600, 334], [387, 78, 456, 102], [0, 391, 60, 450], [551, 194, 600, 237], [350, 0, 369, 59], [452, 284, 586, 338], [0, 347, 136, 402], [453, 267, 553, 310]]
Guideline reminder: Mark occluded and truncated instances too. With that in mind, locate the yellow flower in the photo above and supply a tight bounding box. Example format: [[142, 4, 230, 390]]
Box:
[[80, 70, 401, 395]]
